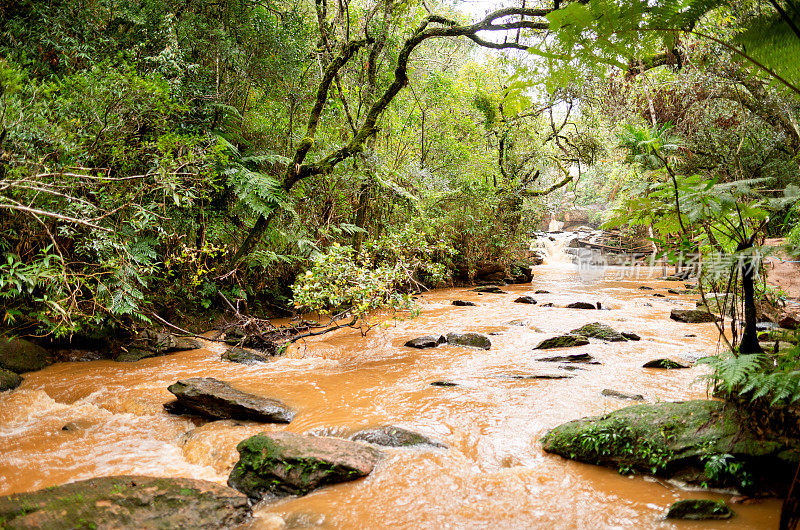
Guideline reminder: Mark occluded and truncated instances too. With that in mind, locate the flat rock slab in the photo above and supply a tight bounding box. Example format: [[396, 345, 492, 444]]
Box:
[[534, 335, 589, 349], [430, 380, 458, 387], [452, 300, 476, 306], [0, 475, 249, 529], [666, 499, 734, 520], [472, 286, 506, 294], [537, 352, 598, 364], [670, 309, 719, 323], [351, 426, 446, 448], [221, 347, 271, 364], [228, 431, 382, 499], [570, 322, 627, 342], [167, 377, 295, 423], [514, 296, 537, 304], [601, 389, 644, 401], [445, 332, 491, 350], [566, 302, 598, 309], [404, 335, 445, 349], [643, 358, 691, 369]]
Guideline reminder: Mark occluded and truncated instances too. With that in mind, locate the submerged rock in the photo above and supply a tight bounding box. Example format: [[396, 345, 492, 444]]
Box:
[[0, 337, 53, 373], [541, 400, 800, 493], [452, 300, 476, 306], [541, 303, 555, 307], [0, 476, 249, 529], [0, 367, 22, 391], [221, 347, 271, 364], [642, 358, 691, 369], [536, 352, 597, 364], [351, 426, 446, 448], [501, 372, 575, 380], [444, 332, 491, 350], [638, 286, 654, 291], [570, 322, 627, 342], [472, 285, 506, 294], [565, 302, 598, 310], [404, 335, 445, 349], [167, 377, 295, 423], [535, 289, 550, 294], [430, 381, 458, 387], [621, 332, 641, 341], [534, 335, 589, 349], [227, 431, 382, 499], [670, 309, 718, 323], [601, 389, 644, 401], [514, 295, 537, 304], [506, 319, 532, 327], [665, 499, 734, 520]]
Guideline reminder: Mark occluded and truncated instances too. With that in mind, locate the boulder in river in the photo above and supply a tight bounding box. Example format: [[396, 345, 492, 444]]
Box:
[[116, 330, 203, 362], [167, 377, 295, 423], [404, 335, 445, 349], [472, 285, 506, 294], [351, 426, 446, 448], [514, 296, 537, 304], [601, 389, 644, 401], [534, 335, 589, 349], [665, 499, 734, 520], [0, 367, 22, 391], [0, 475, 249, 529], [506, 260, 535, 284], [565, 302, 598, 310], [430, 380, 458, 387], [452, 300, 476, 306], [0, 337, 53, 373], [541, 400, 800, 493], [642, 358, 691, 369], [535, 289, 550, 294], [444, 332, 491, 350], [621, 332, 641, 341], [779, 313, 800, 330], [221, 347, 271, 364], [638, 286, 654, 291], [670, 309, 719, 323], [227, 431, 382, 499], [570, 322, 627, 342], [536, 352, 597, 364]]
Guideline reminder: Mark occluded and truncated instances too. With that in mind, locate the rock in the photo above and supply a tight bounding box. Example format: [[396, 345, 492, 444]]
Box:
[[506, 319, 532, 327], [665, 499, 734, 520], [541, 303, 555, 307], [163, 399, 198, 416], [601, 389, 644, 401], [536, 352, 597, 363], [351, 426, 446, 448], [638, 286, 654, 291], [452, 300, 476, 306], [514, 296, 537, 304], [0, 367, 22, 391], [535, 289, 550, 294], [444, 332, 491, 350], [404, 335, 445, 349], [0, 476, 249, 529], [507, 260, 534, 284], [642, 358, 691, 369], [430, 381, 458, 387], [61, 420, 94, 431], [652, 293, 666, 298], [570, 322, 627, 342], [534, 335, 590, 349], [221, 347, 271, 364], [474, 261, 507, 284], [227, 431, 382, 499], [501, 372, 575, 380], [621, 332, 641, 341], [0, 337, 53, 373], [566, 302, 597, 310], [167, 378, 295, 423], [472, 285, 506, 294], [541, 400, 799, 492], [670, 309, 719, 323], [779, 313, 800, 330]]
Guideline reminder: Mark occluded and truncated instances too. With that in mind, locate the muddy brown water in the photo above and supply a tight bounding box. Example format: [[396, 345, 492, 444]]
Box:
[[0, 265, 781, 528]]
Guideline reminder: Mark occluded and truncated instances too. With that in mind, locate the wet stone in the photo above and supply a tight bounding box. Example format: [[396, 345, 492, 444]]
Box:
[[665, 499, 734, 520], [565, 302, 598, 310], [621, 332, 641, 341], [570, 322, 627, 342], [404, 335, 445, 349], [221, 347, 271, 364], [430, 381, 458, 387], [471, 285, 506, 294], [536, 352, 598, 364], [670, 309, 719, 323], [452, 300, 476, 306], [167, 377, 295, 423], [642, 358, 691, 369], [514, 296, 537, 304], [444, 332, 491, 350], [534, 335, 589, 350], [535, 289, 550, 294], [0, 367, 22, 391], [601, 389, 644, 401], [351, 426, 446, 448]]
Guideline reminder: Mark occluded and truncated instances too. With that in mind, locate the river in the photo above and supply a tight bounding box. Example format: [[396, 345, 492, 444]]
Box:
[[0, 262, 781, 528]]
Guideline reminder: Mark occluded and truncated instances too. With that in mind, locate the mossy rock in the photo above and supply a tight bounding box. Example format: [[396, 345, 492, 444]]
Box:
[[0, 338, 53, 374], [541, 400, 800, 493], [221, 347, 271, 364], [534, 335, 589, 349], [670, 309, 719, 323], [514, 295, 537, 304], [0, 367, 22, 391], [0, 475, 249, 529], [350, 426, 446, 448], [642, 358, 691, 369], [471, 285, 506, 294], [665, 499, 733, 520], [444, 332, 491, 350], [227, 431, 382, 500], [570, 322, 627, 342]]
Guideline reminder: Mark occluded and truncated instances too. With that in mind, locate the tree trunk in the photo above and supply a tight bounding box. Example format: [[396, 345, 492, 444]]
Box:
[[738, 242, 763, 354]]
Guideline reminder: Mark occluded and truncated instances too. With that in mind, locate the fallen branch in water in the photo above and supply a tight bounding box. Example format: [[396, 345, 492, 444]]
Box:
[[286, 316, 358, 344]]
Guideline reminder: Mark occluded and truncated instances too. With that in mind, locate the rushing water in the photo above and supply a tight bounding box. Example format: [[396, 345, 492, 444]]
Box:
[[0, 263, 782, 528]]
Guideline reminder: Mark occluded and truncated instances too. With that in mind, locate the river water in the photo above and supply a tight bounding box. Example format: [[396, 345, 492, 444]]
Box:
[[0, 263, 782, 528]]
